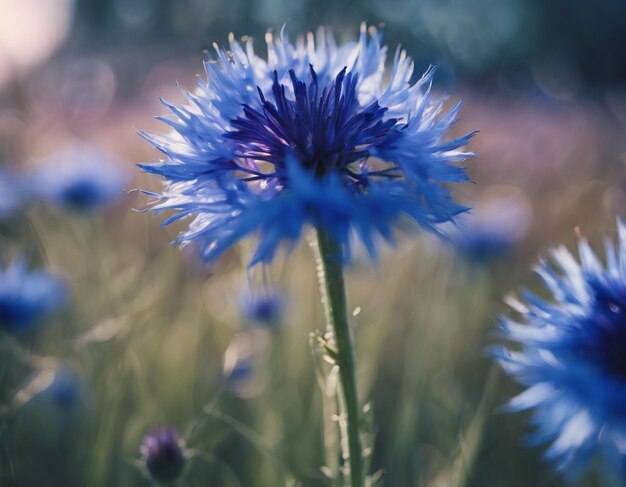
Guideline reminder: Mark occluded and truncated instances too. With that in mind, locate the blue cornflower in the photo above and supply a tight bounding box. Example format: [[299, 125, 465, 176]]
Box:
[[226, 354, 256, 384], [494, 220, 626, 483], [140, 428, 187, 485], [140, 25, 474, 264], [222, 332, 265, 397], [0, 257, 67, 333], [240, 287, 284, 327], [452, 196, 531, 264], [47, 368, 81, 410], [32, 144, 128, 212], [15, 366, 81, 412], [455, 224, 513, 262]]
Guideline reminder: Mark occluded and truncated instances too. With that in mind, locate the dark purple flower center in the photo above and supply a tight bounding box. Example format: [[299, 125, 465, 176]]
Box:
[[225, 66, 399, 186], [571, 279, 626, 381]]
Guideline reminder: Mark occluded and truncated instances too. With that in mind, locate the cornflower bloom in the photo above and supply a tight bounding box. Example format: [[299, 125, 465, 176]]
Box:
[[240, 286, 284, 327], [12, 366, 81, 412], [222, 331, 265, 397], [32, 144, 127, 212], [453, 195, 531, 264], [140, 25, 473, 264], [0, 257, 67, 333], [494, 220, 626, 483], [46, 368, 81, 410]]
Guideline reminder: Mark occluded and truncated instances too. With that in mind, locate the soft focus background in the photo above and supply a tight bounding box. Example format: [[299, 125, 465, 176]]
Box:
[[1, 1, 626, 486]]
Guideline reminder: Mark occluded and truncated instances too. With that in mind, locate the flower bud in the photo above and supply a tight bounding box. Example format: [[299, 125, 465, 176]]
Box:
[[140, 428, 186, 484]]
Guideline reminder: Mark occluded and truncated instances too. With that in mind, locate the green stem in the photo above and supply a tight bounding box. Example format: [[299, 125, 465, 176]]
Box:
[[315, 228, 364, 487]]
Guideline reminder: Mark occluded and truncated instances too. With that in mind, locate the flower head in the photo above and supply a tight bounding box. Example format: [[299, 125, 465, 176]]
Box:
[[452, 195, 531, 264], [494, 220, 626, 482], [140, 25, 474, 265], [240, 286, 284, 327], [47, 368, 81, 410], [32, 144, 128, 212], [14, 366, 81, 412], [140, 428, 187, 485], [222, 332, 265, 397], [0, 257, 67, 333], [455, 223, 513, 263]]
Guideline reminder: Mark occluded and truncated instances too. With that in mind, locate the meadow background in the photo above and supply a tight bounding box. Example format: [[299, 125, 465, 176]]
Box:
[[1, 0, 626, 486]]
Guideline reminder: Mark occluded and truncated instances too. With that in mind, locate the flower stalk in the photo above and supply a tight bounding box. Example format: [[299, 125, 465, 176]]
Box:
[[315, 228, 364, 487]]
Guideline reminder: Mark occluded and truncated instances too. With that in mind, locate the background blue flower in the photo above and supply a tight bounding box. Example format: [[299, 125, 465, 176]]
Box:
[[240, 286, 284, 327], [0, 257, 68, 333], [451, 194, 532, 264], [31, 144, 128, 212], [12, 366, 82, 413], [140, 25, 474, 264], [494, 220, 626, 483]]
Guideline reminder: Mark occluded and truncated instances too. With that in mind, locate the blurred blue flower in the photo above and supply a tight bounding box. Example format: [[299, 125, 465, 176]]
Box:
[[140, 25, 474, 265], [455, 224, 513, 262], [0, 258, 67, 333], [240, 287, 284, 327], [32, 144, 128, 212], [222, 332, 266, 397], [47, 368, 81, 410], [453, 195, 531, 263], [14, 366, 82, 413], [494, 220, 626, 482], [227, 355, 256, 384], [140, 428, 187, 485], [0, 168, 27, 218]]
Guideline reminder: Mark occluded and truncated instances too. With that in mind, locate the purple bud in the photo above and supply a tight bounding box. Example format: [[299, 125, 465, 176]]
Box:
[[140, 428, 186, 484]]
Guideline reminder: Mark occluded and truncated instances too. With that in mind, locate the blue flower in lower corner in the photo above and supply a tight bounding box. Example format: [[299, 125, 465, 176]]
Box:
[[0, 258, 68, 333], [31, 144, 128, 212], [493, 219, 626, 483], [139, 24, 474, 265]]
